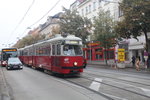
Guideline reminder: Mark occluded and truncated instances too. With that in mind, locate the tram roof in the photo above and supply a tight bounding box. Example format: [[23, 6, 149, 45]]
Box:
[[23, 34, 82, 48], [48, 34, 81, 41]]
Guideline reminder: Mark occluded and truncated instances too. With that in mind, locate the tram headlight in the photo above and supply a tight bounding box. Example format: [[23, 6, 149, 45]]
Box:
[[74, 62, 78, 66]]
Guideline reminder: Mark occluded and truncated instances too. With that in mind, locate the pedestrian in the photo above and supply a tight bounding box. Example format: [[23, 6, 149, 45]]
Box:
[[135, 56, 140, 71], [131, 56, 136, 67], [147, 54, 150, 69]]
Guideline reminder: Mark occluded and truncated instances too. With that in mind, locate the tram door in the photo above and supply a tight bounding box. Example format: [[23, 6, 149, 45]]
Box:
[[51, 44, 61, 67], [52, 44, 56, 67]]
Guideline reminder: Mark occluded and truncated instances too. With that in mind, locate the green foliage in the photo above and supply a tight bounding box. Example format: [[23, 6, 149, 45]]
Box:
[[116, 0, 150, 51], [93, 9, 117, 49], [59, 8, 92, 44], [14, 34, 46, 48], [93, 9, 117, 65]]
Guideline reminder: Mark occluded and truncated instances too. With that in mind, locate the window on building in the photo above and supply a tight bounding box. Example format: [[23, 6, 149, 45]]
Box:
[[93, 2, 96, 10], [99, 0, 102, 7], [82, 9, 84, 16], [86, 6, 88, 14], [119, 7, 124, 17], [107, 50, 115, 59], [89, 4, 91, 13], [95, 48, 103, 60], [99, 0, 102, 4]]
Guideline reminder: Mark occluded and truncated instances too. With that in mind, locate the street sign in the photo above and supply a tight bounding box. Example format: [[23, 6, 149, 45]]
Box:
[[118, 48, 125, 62]]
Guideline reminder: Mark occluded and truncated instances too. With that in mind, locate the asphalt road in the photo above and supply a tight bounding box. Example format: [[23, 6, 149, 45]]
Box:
[[2, 66, 107, 100], [1, 65, 150, 100]]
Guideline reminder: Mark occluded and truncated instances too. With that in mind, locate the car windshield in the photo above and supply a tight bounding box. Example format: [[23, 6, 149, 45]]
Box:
[[63, 45, 82, 56], [8, 58, 21, 63]]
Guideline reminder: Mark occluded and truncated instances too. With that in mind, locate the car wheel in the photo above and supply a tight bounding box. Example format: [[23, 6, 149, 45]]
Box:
[[6, 67, 10, 70]]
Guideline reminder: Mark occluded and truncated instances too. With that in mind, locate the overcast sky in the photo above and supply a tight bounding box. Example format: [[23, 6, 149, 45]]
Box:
[[0, 0, 75, 49]]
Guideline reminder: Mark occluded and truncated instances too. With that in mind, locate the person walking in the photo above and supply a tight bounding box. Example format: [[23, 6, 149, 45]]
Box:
[[135, 56, 141, 71], [147, 54, 150, 69], [131, 56, 136, 67]]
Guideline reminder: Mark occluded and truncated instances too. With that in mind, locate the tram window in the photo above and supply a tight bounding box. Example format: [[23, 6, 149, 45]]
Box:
[[52, 45, 55, 55], [23, 50, 28, 56], [57, 44, 61, 55], [63, 45, 82, 56]]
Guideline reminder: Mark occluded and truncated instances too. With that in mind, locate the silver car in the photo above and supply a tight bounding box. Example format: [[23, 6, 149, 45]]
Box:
[[6, 57, 23, 70]]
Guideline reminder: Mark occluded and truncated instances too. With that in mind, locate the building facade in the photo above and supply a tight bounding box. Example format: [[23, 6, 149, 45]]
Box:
[[70, 0, 150, 63], [70, 0, 120, 61], [70, 0, 120, 21], [39, 13, 62, 39]]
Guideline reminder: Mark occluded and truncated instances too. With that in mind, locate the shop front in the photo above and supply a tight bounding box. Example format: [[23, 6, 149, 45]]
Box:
[[83, 42, 115, 61]]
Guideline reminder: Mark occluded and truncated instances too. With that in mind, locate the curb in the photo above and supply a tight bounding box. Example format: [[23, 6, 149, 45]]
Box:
[[0, 67, 11, 100], [87, 63, 150, 73]]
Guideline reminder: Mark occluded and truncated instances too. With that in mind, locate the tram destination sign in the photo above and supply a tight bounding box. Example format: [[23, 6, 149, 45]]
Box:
[[65, 40, 80, 44]]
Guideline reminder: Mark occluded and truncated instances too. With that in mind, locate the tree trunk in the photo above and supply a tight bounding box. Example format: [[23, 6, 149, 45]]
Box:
[[143, 28, 149, 52], [104, 50, 108, 65]]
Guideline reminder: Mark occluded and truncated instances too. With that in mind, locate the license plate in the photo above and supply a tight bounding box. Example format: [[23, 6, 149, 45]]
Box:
[[13, 66, 18, 68]]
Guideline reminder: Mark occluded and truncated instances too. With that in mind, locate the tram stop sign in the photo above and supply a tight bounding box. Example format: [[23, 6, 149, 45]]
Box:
[[118, 48, 125, 62]]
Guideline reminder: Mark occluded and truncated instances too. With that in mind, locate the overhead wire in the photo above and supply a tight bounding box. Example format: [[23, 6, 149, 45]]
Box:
[[29, 0, 61, 28], [8, 0, 35, 44], [13, 0, 61, 46]]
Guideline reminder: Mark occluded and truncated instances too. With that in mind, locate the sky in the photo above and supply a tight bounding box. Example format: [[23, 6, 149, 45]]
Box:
[[0, 0, 75, 49]]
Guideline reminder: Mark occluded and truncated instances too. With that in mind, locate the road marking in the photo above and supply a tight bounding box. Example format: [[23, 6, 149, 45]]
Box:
[[105, 79, 150, 97], [140, 88, 150, 96], [89, 78, 127, 100], [102, 93, 128, 100], [89, 78, 102, 91]]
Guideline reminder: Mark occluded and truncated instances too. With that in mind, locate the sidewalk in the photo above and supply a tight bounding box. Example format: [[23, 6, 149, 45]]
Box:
[[0, 67, 10, 100], [87, 60, 150, 73]]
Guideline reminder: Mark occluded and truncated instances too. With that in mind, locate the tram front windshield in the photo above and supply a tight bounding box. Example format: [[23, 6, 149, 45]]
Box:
[[63, 45, 82, 56]]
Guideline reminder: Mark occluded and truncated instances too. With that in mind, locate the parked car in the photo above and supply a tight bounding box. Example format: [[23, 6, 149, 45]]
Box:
[[6, 57, 23, 70], [1, 60, 7, 67]]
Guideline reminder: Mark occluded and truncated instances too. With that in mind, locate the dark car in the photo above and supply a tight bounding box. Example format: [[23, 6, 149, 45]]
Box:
[[6, 57, 23, 70]]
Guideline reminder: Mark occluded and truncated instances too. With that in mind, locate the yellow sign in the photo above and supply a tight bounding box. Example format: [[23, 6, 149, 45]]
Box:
[[2, 49, 17, 52], [118, 48, 125, 62]]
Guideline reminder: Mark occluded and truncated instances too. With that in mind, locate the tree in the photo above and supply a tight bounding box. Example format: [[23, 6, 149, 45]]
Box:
[[93, 9, 117, 65], [59, 8, 92, 44], [14, 34, 46, 48], [116, 0, 150, 52]]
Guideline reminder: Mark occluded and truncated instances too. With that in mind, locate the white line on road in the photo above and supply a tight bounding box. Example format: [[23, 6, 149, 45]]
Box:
[[89, 78, 102, 91], [89, 78, 128, 100], [140, 88, 150, 96], [105, 79, 150, 97]]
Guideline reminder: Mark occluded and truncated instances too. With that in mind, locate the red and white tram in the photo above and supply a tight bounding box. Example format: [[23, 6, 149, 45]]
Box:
[[18, 34, 86, 74]]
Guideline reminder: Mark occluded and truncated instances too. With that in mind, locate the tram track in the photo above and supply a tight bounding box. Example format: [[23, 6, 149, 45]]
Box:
[[87, 66, 150, 80], [84, 71, 150, 87], [22, 66, 150, 99], [82, 75, 150, 98], [63, 74, 150, 100], [64, 78, 114, 100]]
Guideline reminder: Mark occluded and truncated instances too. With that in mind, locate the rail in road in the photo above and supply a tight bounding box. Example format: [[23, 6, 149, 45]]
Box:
[[3, 64, 150, 100], [62, 74, 150, 100]]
